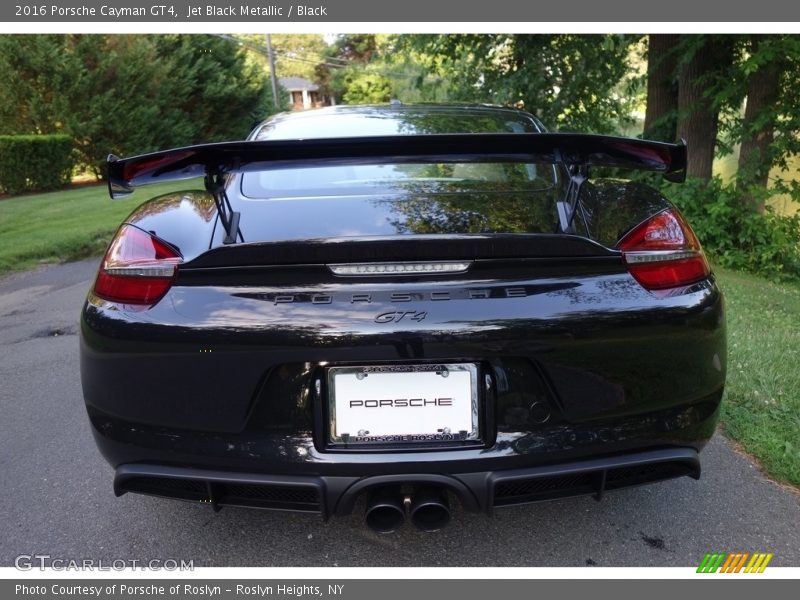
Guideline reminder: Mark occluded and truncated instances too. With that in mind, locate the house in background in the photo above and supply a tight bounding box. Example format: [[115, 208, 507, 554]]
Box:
[[279, 77, 331, 111]]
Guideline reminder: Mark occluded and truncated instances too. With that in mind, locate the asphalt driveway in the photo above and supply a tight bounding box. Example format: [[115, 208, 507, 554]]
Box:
[[1, 258, 798, 567]]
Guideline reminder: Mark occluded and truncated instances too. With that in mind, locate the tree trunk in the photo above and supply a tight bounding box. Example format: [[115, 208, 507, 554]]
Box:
[[676, 36, 732, 180], [643, 34, 679, 142], [737, 36, 782, 213]]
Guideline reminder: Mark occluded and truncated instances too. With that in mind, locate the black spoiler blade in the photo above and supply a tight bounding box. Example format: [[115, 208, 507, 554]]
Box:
[[106, 133, 687, 198]]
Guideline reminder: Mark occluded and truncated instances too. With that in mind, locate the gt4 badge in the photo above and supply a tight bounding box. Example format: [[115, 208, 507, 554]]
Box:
[[374, 310, 428, 323]]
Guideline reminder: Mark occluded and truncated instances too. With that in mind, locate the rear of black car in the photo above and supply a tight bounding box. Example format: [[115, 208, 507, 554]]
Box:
[[80, 106, 725, 530]]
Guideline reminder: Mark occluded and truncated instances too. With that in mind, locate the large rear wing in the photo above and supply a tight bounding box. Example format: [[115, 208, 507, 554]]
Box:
[[107, 133, 686, 197], [106, 133, 687, 241]]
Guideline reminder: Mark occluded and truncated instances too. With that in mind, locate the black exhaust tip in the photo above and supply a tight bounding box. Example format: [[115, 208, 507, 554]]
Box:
[[364, 487, 405, 533], [409, 486, 450, 532]]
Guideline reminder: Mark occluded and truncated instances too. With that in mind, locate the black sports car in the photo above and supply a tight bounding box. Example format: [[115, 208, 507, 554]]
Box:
[[80, 104, 726, 533]]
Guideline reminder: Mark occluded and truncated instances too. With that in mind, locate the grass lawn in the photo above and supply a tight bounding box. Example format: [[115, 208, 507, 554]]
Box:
[[0, 180, 198, 275], [0, 184, 798, 486], [714, 267, 800, 486]]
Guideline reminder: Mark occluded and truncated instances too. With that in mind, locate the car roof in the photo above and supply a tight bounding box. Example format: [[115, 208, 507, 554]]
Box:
[[252, 103, 545, 140], [267, 102, 537, 120]]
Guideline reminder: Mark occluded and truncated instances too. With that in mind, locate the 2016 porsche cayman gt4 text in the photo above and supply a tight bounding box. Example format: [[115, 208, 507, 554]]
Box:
[[80, 105, 726, 532]]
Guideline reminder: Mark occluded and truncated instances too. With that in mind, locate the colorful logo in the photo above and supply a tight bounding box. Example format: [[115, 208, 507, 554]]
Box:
[[697, 553, 773, 573]]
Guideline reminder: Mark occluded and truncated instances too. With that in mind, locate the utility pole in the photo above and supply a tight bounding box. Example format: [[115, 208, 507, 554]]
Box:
[[265, 34, 280, 110]]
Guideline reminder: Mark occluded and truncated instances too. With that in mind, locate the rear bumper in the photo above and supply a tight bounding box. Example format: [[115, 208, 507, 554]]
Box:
[[87, 388, 721, 476], [114, 447, 700, 519], [83, 267, 725, 516]]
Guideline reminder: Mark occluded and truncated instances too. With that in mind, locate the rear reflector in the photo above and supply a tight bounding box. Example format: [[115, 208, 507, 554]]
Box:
[[618, 209, 710, 290], [93, 225, 181, 305]]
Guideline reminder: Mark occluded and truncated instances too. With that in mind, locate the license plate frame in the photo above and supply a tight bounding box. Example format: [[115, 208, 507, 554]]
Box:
[[326, 363, 481, 447]]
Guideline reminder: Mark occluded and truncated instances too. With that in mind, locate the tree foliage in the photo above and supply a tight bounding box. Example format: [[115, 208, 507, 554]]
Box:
[[728, 35, 800, 210], [0, 34, 273, 176], [315, 35, 398, 105], [332, 34, 379, 63], [269, 34, 328, 80], [235, 33, 328, 82], [643, 34, 679, 142], [676, 35, 736, 179], [392, 34, 640, 133], [341, 72, 393, 104], [152, 36, 272, 142], [0, 134, 74, 194], [644, 34, 800, 209]]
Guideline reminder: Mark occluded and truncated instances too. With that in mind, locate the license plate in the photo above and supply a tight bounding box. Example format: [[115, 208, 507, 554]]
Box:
[[327, 364, 480, 445]]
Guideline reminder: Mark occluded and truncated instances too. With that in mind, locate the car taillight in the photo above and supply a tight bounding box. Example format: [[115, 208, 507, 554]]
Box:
[[618, 208, 710, 291], [93, 225, 181, 305]]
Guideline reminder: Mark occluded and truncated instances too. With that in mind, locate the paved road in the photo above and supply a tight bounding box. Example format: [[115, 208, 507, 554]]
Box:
[[1, 259, 798, 568]]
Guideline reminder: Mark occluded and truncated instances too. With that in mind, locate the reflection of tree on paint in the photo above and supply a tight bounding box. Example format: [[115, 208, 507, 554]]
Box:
[[395, 110, 539, 136], [381, 184, 561, 236], [134, 191, 217, 223], [186, 193, 218, 222]]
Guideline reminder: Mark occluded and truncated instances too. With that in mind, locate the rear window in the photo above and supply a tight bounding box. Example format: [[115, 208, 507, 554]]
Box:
[[241, 162, 556, 198], [241, 108, 556, 199]]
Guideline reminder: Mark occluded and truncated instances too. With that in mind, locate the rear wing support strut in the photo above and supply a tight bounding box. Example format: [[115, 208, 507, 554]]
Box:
[[204, 172, 242, 245], [556, 163, 589, 235]]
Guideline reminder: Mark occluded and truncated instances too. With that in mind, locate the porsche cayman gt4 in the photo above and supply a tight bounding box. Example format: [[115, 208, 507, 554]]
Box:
[[80, 105, 726, 532]]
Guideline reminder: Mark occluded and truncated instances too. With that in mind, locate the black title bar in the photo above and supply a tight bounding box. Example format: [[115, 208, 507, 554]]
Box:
[[3, 1, 800, 22]]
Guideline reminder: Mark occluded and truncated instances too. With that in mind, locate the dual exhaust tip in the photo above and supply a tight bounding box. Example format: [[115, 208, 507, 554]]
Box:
[[365, 486, 451, 533]]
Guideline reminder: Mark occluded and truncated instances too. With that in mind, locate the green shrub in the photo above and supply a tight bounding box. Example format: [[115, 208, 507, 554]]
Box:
[[665, 177, 800, 281], [0, 135, 74, 195]]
